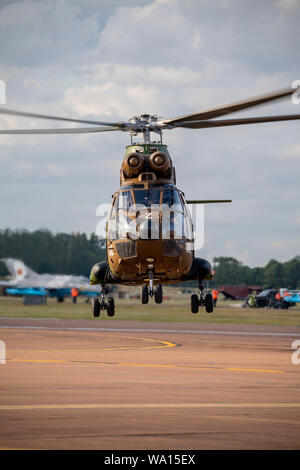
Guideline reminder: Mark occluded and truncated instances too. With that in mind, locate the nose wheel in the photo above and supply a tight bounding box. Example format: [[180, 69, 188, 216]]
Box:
[[141, 271, 163, 304], [190, 285, 213, 314], [92, 285, 115, 317]]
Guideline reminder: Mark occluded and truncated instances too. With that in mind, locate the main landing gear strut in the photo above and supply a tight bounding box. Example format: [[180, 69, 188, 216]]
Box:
[[92, 284, 115, 318], [190, 283, 213, 314]]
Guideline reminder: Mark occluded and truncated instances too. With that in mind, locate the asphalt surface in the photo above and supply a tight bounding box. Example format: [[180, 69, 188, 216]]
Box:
[[0, 317, 300, 449]]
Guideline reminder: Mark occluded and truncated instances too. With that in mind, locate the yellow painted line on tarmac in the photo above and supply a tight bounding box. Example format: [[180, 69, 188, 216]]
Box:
[[0, 403, 300, 411], [9, 336, 177, 354], [227, 367, 283, 374], [4, 334, 291, 375], [6, 358, 287, 374], [124, 336, 177, 350], [119, 362, 175, 368], [9, 359, 70, 364], [7, 359, 176, 367]]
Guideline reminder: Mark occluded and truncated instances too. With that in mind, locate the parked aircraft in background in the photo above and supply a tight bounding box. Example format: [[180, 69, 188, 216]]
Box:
[[0, 258, 99, 300]]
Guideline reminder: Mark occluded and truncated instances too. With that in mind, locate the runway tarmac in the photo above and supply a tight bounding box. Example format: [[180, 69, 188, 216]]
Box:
[[0, 317, 300, 449]]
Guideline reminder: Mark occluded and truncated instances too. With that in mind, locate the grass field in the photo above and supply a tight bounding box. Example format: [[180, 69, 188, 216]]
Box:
[[0, 293, 299, 326]]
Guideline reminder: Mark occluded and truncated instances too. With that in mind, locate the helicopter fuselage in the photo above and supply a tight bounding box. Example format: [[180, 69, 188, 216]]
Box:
[[106, 183, 194, 285], [90, 144, 213, 287]]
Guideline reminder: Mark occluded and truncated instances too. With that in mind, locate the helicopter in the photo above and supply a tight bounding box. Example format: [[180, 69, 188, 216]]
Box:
[[0, 86, 300, 317]]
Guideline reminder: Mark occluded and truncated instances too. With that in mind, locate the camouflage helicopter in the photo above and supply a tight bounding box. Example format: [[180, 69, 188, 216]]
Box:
[[1, 87, 299, 317]]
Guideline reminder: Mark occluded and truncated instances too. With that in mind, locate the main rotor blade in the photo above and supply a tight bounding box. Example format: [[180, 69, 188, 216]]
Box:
[[0, 107, 128, 129], [0, 126, 121, 134], [165, 88, 297, 125], [171, 114, 300, 129]]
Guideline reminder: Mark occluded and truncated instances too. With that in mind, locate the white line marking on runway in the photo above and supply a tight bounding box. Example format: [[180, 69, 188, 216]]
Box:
[[0, 325, 300, 337]]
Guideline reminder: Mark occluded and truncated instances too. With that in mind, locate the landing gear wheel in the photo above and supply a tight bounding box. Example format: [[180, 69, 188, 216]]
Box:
[[205, 293, 213, 313], [141, 285, 149, 304], [191, 294, 199, 314], [92, 297, 100, 317], [155, 284, 163, 304], [107, 297, 115, 317]]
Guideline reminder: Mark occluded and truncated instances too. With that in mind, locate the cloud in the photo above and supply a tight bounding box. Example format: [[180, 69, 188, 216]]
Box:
[[280, 143, 300, 159], [0, 0, 101, 67]]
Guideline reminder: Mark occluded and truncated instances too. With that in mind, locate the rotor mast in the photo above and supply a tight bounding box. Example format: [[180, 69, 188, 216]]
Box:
[[129, 114, 163, 145]]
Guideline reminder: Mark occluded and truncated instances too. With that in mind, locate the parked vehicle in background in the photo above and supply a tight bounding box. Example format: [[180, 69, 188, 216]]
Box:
[[255, 289, 278, 308], [249, 288, 297, 309], [281, 289, 300, 306]]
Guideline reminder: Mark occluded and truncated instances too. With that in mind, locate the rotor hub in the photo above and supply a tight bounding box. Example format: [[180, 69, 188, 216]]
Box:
[[129, 114, 160, 130], [128, 114, 164, 144]]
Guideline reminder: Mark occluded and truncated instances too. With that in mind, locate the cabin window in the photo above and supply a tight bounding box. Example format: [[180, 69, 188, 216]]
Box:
[[115, 240, 137, 258], [162, 240, 185, 257]]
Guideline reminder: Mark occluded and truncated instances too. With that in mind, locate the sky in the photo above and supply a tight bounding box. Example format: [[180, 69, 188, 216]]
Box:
[[0, 0, 299, 267]]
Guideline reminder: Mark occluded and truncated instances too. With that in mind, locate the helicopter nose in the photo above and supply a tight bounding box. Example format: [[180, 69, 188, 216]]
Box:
[[138, 219, 159, 240]]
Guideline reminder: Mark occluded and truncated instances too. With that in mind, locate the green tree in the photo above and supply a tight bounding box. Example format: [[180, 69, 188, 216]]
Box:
[[282, 256, 300, 289], [212, 257, 247, 285], [263, 259, 284, 288], [0, 229, 106, 277]]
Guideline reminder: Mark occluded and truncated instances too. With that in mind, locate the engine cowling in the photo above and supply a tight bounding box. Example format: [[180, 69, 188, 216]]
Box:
[[148, 151, 171, 176], [122, 153, 145, 178]]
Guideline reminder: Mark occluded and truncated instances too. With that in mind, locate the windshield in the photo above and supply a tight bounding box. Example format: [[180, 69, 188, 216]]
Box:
[[162, 188, 182, 208], [134, 188, 161, 207], [133, 187, 185, 209], [109, 186, 193, 241], [116, 190, 133, 211], [257, 289, 272, 297]]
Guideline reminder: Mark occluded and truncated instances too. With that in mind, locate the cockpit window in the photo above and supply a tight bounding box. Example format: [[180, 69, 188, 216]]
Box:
[[109, 186, 194, 242], [116, 190, 133, 212], [133, 189, 161, 207], [162, 188, 182, 209]]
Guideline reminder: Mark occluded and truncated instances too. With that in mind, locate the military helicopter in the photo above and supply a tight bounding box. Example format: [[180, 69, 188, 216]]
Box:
[[1, 87, 299, 317]]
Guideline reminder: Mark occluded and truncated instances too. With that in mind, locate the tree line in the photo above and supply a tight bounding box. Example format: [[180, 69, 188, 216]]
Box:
[[0, 229, 299, 288], [0, 229, 106, 278], [212, 256, 300, 289]]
